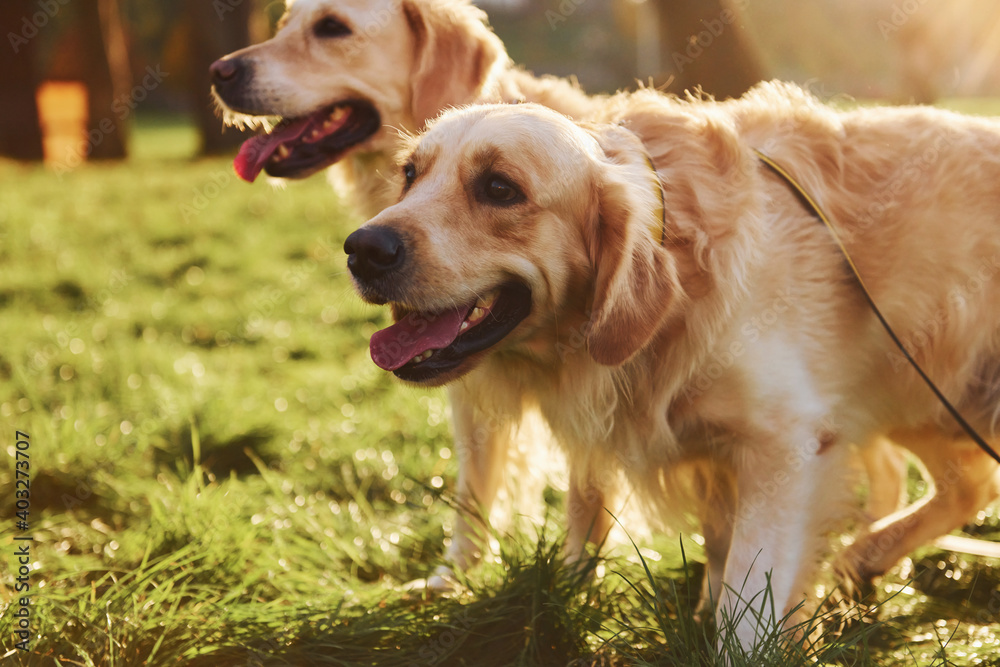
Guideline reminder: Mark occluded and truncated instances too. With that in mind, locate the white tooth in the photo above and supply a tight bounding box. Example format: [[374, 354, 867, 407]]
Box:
[[276, 144, 291, 159], [330, 106, 348, 122], [460, 321, 469, 331], [470, 307, 484, 322], [308, 128, 323, 141]]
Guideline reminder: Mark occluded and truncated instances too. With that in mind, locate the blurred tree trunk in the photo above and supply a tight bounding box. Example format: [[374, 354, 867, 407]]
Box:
[[79, 0, 131, 160], [0, 0, 45, 160], [654, 0, 765, 99], [184, 0, 254, 155]]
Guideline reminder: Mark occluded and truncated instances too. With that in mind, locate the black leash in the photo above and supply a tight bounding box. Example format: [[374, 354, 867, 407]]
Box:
[[755, 149, 1000, 465]]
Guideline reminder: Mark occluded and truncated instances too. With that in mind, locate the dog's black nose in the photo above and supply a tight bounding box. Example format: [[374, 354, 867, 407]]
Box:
[[344, 226, 405, 282], [210, 57, 243, 87]]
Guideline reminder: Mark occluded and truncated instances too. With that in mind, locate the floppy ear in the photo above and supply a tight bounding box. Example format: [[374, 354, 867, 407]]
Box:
[[586, 127, 681, 366], [402, 0, 508, 129]]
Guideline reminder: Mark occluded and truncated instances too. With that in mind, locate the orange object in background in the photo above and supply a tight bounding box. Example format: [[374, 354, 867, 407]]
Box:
[[36, 81, 88, 169]]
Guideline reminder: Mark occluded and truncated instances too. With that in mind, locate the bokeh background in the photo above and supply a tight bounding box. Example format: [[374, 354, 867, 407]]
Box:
[[6, 0, 1000, 166]]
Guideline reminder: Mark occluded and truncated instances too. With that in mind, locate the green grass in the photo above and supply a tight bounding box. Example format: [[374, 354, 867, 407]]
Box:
[[1, 113, 999, 666]]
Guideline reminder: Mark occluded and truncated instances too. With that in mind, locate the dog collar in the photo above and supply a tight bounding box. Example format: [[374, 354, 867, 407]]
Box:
[[644, 154, 667, 246], [617, 120, 667, 246]]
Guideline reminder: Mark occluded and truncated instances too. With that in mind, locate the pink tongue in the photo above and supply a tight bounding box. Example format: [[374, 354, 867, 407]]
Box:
[[233, 117, 313, 183], [370, 306, 470, 371]]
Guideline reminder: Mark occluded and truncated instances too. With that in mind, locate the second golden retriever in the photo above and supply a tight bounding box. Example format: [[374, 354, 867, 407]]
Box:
[[210, 0, 601, 216], [345, 83, 1000, 646]]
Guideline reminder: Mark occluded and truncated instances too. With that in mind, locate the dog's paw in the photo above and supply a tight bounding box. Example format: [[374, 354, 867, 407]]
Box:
[[563, 551, 604, 585], [693, 591, 717, 624], [425, 565, 460, 593], [402, 567, 460, 595], [834, 545, 890, 602]]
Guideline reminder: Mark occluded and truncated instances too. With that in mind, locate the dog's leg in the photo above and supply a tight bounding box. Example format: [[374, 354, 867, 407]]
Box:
[[716, 428, 847, 650], [696, 472, 737, 617], [717, 454, 809, 647], [428, 383, 511, 590], [697, 511, 733, 619], [861, 436, 910, 520], [843, 429, 1000, 581], [564, 463, 614, 565]]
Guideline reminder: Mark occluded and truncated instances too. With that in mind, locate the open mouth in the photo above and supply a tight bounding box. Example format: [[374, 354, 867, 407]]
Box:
[[369, 282, 532, 383], [233, 100, 381, 182]]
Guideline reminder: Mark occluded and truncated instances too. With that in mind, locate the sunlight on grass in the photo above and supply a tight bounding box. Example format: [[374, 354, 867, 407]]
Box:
[[1, 112, 998, 665]]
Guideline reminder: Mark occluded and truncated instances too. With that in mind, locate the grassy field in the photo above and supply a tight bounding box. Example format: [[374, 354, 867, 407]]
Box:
[[1, 114, 999, 666]]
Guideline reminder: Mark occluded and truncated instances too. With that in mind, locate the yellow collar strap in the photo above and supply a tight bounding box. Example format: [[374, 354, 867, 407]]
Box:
[[644, 153, 667, 246]]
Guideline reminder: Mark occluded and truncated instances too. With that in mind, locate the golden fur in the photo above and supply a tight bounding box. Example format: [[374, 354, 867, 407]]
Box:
[[213, 0, 602, 216], [213, 0, 971, 612], [347, 83, 1000, 645], [209, 0, 615, 590]]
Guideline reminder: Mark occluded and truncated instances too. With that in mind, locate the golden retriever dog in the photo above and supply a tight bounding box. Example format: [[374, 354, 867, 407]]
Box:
[[208, 0, 614, 590], [343, 83, 1000, 646], [209, 0, 600, 217], [208, 0, 935, 591]]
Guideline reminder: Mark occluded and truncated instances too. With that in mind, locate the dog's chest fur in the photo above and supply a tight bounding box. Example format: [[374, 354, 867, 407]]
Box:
[[481, 348, 701, 469]]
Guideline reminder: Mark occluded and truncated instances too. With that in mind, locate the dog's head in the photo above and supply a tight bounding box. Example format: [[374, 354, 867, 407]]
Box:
[[344, 104, 681, 386], [210, 0, 507, 183]]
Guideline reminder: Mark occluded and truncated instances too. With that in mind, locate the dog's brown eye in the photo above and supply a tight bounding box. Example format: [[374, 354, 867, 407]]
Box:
[[314, 16, 351, 38], [484, 176, 519, 204], [402, 162, 416, 187]]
